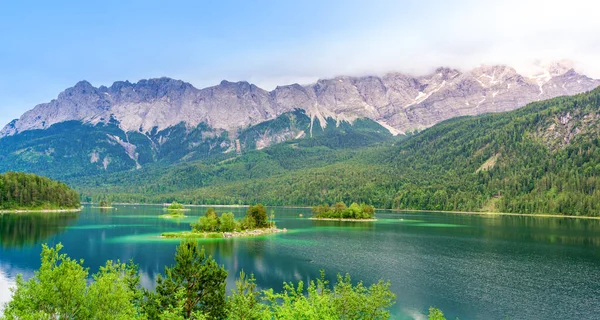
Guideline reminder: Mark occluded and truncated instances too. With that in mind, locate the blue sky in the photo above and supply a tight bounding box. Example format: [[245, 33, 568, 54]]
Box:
[[1, 0, 598, 126]]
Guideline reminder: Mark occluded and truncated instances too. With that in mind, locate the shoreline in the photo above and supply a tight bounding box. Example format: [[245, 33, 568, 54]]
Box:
[[161, 227, 287, 239], [310, 217, 377, 222], [159, 214, 188, 219], [95, 203, 312, 209], [81, 203, 600, 220], [396, 209, 600, 220], [0, 207, 83, 214]]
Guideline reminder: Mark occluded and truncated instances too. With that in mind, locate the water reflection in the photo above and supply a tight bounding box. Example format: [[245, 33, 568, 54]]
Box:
[[0, 212, 79, 248], [418, 213, 600, 247], [2, 207, 600, 319], [311, 219, 377, 230], [0, 266, 15, 312]]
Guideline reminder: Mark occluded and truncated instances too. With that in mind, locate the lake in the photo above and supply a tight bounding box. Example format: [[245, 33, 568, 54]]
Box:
[[1, 205, 600, 319]]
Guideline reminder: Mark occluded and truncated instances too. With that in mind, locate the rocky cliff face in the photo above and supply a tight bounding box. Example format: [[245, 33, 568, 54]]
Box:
[[2, 62, 599, 139]]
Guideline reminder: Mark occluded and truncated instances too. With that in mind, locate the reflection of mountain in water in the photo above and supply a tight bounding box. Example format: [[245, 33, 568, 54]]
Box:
[[0, 212, 80, 248]]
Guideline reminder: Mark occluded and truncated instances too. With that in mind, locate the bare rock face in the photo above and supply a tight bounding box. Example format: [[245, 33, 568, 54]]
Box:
[[2, 62, 599, 138]]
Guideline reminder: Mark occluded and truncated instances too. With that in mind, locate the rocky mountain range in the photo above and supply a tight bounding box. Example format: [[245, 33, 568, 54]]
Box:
[[0, 61, 598, 179], [3, 61, 599, 139]]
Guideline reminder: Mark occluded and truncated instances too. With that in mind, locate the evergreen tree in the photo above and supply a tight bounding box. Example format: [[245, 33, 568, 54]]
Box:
[[154, 240, 228, 319], [246, 204, 268, 228]]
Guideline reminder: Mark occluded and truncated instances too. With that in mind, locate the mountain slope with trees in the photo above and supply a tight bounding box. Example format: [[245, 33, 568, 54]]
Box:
[[0, 109, 394, 181], [75, 87, 600, 216]]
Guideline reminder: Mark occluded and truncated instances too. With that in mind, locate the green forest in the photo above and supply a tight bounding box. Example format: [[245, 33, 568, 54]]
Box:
[[0, 172, 80, 210], [71, 87, 600, 216]]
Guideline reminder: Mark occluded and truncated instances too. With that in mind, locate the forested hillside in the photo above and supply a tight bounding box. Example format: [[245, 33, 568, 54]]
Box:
[[0, 172, 80, 210], [77, 87, 600, 216], [0, 109, 393, 180]]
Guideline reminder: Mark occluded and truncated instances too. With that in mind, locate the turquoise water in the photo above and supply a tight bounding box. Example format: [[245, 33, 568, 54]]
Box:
[[2, 205, 600, 319]]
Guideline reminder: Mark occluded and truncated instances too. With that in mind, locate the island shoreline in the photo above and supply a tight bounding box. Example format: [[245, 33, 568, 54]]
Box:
[[309, 218, 377, 222], [396, 209, 600, 220], [0, 207, 83, 214], [161, 227, 288, 239], [81, 203, 600, 220]]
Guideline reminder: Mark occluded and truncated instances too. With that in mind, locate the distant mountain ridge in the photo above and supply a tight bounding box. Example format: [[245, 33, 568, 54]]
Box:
[[1, 61, 598, 179], [3, 61, 599, 139]]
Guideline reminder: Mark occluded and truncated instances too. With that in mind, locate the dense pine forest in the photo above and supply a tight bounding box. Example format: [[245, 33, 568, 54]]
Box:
[[0, 172, 80, 210], [70, 88, 600, 216]]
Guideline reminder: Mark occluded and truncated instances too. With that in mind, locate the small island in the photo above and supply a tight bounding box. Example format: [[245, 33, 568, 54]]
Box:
[[162, 204, 286, 239], [0, 172, 81, 213], [159, 202, 190, 218], [311, 202, 376, 221], [165, 201, 189, 211], [94, 199, 114, 209]]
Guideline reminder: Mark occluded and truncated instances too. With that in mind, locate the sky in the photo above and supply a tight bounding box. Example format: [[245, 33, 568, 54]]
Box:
[[1, 0, 599, 126]]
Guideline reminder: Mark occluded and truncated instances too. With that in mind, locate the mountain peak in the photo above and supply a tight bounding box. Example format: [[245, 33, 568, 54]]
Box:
[[546, 60, 575, 77], [433, 67, 460, 78], [59, 80, 100, 99], [74, 80, 94, 88], [527, 60, 575, 80], [219, 80, 252, 87], [2, 64, 599, 139], [108, 80, 133, 91], [137, 77, 185, 85]]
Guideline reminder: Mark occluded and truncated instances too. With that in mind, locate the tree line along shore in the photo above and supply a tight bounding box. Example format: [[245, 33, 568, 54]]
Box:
[[0, 172, 80, 211]]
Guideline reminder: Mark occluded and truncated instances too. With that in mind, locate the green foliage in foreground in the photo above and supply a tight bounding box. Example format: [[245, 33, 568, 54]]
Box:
[[191, 205, 273, 233], [2, 243, 140, 320], [148, 240, 227, 319], [0, 172, 80, 210], [428, 307, 447, 320], [1, 240, 397, 320], [312, 202, 376, 219]]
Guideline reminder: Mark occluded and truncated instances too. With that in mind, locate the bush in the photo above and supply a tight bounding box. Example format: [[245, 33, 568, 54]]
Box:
[[168, 202, 185, 210], [238, 215, 256, 231], [191, 208, 220, 232], [220, 212, 236, 232], [190, 205, 271, 233]]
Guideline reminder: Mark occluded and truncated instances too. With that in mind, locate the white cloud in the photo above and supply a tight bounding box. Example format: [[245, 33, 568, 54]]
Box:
[[200, 0, 600, 89], [2, 0, 599, 127]]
